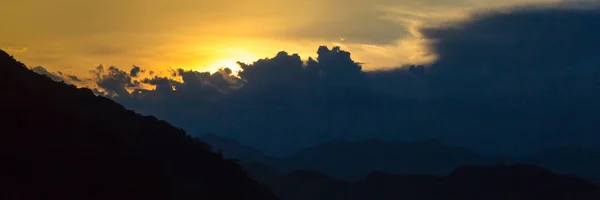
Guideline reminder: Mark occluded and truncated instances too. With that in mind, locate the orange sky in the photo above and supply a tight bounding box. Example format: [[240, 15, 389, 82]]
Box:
[[1, 0, 560, 77]]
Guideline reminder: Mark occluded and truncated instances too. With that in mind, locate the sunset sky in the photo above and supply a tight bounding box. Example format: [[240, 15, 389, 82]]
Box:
[[2, 0, 564, 77], [3, 0, 600, 156]]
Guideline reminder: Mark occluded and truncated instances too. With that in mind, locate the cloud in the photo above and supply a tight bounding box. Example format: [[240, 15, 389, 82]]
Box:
[[88, 46, 427, 155], [420, 5, 600, 102], [281, 7, 411, 45], [90, 65, 140, 97], [2, 0, 564, 77], [31, 66, 82, 84], [36, 4, 600, 156], [417, 4, 600, 152], [423, 5, 600, 69], [59, 72, 82, 82], [88, 63, 243, 106], [0, 45, 28, 53], [31, 66, 65, 82], [130, 66, 145, 77]]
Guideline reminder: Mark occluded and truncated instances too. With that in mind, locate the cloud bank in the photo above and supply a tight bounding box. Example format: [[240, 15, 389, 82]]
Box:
[[3, 0, 565, 76], [33, 4, 600, 156]]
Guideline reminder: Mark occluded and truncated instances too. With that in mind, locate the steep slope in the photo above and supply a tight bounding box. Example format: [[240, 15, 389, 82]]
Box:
[[0, 50, 279, 200]]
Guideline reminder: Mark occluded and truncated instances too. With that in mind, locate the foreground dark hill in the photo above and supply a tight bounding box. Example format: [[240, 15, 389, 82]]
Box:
[[260, 165, 600, 200], [0, 50, 279, 200]]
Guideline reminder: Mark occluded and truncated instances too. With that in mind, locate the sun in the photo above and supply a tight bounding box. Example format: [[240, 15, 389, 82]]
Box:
[[206, 59, 243, 73], [203, 48, 259, 74]]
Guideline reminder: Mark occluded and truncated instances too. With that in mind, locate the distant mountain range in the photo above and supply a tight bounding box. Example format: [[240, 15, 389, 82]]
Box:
[[5, 47, 599, 200], [525, 145, 600, 183], [201, 133, 600, 182], [248, 164, 600, 200]]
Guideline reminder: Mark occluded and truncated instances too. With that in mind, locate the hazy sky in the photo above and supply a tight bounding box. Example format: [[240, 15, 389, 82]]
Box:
[[1, 0, 562, 76]]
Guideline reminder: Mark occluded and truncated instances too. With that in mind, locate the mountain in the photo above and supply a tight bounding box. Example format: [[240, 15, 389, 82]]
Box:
[[202, 134, 514, 180], [275, 170, 351, 200], [282, 139, 514, 179], [200, 133, 275, 164], [265, 165, 600, 200], [242, 162, 282, 187], [204, 134, 600, 183], [522, 145, 600, 183], [0, 50, 279, 200]]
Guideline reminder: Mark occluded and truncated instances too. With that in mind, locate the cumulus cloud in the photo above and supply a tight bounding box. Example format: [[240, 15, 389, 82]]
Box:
[[130, 66, 145, 77], [91, 65, 142, 97], [86, 46, 427, 155], [88, 63, 243, 105], [38, 4, 600, 156]]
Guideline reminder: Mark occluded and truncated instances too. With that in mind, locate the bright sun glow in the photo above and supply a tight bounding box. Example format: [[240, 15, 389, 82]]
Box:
[[202, 48, 259, 74]]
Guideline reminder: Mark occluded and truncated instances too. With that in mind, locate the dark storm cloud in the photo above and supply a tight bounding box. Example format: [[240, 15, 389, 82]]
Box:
[[422, 6, 600, 71], [82, 5, 600, 156], [420, 5, 600, 111], [417, 5, 600, 153]]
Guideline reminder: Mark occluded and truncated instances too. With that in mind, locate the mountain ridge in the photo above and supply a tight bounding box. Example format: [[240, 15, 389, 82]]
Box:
[[261, 164, 600, 200], [203, 133, 600, 182], [0, 49, 279, 200]]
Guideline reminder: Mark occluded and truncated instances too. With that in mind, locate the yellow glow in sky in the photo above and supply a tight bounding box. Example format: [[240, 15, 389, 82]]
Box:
[[201, 48, 258, 73], [1, 0, 561, 78]]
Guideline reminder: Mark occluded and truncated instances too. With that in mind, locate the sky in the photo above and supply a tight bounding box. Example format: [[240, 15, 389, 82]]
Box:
[[2, 0, 564, 76], [3, 0, 600, 156]]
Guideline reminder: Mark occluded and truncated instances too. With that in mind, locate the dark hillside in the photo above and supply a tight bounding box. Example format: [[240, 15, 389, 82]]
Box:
[[0, 50, 279, 200]]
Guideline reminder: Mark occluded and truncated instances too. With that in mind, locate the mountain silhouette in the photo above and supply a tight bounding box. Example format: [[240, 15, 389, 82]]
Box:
[[284, 139, 514, 179], [262, 165, 600, 200], [201, 133, 275, 164], [201, 134, 514, 180], [523, 145, 600, 183], [0, 50, 279, 200], [204, 134, 600, 183], [242, 162, 282, 188]]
